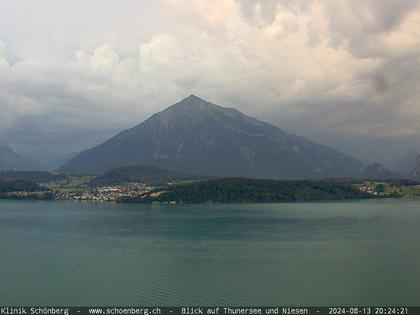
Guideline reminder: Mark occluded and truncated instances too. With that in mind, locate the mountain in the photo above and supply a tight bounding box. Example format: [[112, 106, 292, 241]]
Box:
[[89, 165, 208, 187], [0, 145, 42, 171], [60, 95, 363, 179], [410, 155, 420, 180], [362, 163, 402, 180], [392, 151, 419, 176], [51, 152, 79, 170]]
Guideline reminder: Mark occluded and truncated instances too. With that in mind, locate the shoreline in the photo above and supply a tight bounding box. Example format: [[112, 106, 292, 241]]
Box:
[[1, 195, 416, 205]]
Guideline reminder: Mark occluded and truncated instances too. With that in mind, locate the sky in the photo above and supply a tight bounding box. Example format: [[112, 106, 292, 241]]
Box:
[[0, 0, 419, 169]]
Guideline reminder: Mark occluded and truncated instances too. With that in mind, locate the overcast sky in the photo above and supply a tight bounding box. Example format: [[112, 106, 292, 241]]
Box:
[[0, 0, 419, 168]]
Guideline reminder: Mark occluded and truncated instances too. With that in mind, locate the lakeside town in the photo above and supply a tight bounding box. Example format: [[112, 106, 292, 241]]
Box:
[[46, 181, 406, 202], [41, 176, 155, 202], [2, 169, 420, 203], [53, 183, 152, 202]]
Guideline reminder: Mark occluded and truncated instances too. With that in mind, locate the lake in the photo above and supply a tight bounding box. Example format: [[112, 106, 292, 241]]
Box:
[[0, 199, 419, 306]]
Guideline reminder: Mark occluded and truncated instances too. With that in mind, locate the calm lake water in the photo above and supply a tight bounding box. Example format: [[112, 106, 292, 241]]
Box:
[[0, 199, 419, 306]]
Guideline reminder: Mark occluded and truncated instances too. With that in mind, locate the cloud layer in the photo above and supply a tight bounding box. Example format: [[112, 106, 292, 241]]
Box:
[[0, 0, 419, 166]]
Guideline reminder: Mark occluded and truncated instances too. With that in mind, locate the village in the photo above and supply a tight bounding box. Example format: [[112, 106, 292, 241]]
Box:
[[52, 183, 152, 202]]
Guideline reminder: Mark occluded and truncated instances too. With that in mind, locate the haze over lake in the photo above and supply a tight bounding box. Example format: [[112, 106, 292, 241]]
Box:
[[0, 199, 419, 305]]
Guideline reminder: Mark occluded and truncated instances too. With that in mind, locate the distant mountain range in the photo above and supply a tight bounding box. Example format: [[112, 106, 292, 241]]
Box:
[[0, 145, 42, 171], [60, 95, 365, 179]]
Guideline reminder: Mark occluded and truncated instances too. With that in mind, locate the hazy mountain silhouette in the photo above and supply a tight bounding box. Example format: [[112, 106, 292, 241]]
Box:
[[362, 163, 402, 180], [60, 95, 363, 178], [0, 144, 42, 171], [410, 155, 420, 180], [393, 151, 420, 176]]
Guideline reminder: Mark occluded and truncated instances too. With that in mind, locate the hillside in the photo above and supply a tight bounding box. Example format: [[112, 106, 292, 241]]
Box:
[[361, 163, 402, 180], [89, 165, 208, 187], [0, 179, 44, 193], [0, 178, 54, 200], [60, 95, 363, 179], [119, 177, 372, 204]]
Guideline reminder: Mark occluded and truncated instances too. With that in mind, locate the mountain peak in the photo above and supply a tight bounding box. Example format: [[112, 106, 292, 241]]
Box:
[[184, 94, 204, 101], [156, 95, 223, 126], [173, 94, 211, 109]]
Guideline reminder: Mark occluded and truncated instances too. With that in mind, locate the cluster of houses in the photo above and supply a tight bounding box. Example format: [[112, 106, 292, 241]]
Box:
[[358, 184, 388, 196], [54, 183, 152, 202]]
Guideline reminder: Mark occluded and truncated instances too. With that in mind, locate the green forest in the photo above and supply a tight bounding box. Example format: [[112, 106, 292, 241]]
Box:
[[0, 180, 53, 200], [120, 177, 374, 204]]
